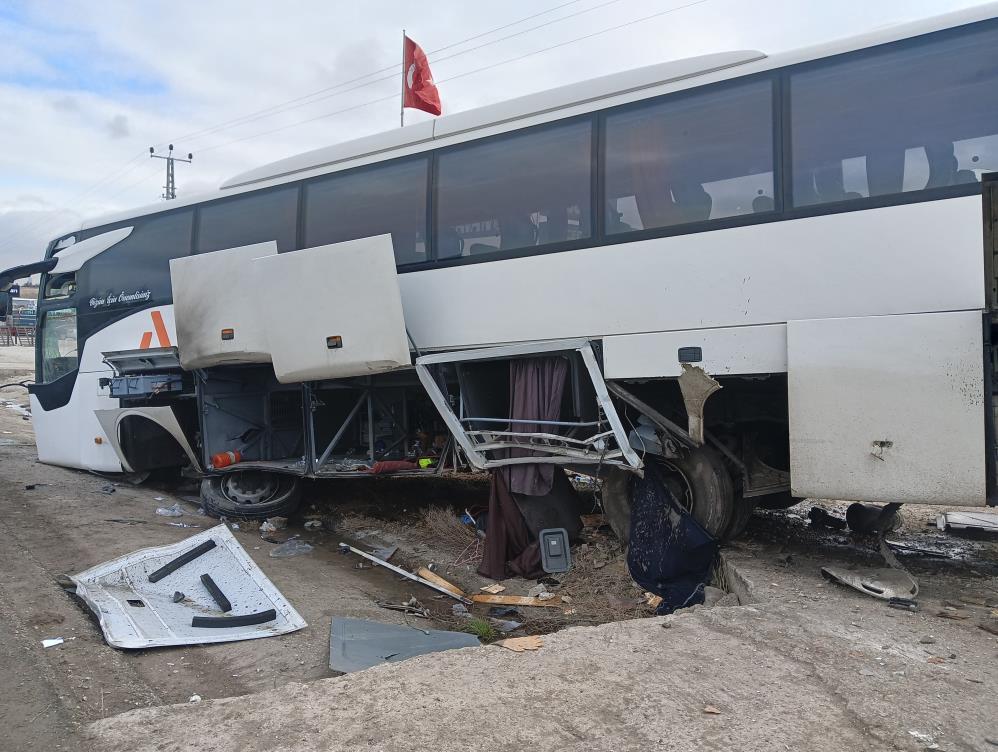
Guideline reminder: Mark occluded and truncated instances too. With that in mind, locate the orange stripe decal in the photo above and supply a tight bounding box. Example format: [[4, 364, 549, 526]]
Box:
[[151, 310, 171, 347], [139, 331, 153, 349]]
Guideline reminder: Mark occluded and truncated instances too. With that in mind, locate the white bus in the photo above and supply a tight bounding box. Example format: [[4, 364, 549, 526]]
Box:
[[4, 3, 997, 534]]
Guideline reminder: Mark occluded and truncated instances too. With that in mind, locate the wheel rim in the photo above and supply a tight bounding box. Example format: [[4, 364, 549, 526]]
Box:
[[220, 471, 282, 506]]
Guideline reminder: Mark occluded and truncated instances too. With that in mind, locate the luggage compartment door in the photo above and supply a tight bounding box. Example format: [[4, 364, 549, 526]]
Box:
[[253, 235, 411, 383], [787, 311, 985, 505]]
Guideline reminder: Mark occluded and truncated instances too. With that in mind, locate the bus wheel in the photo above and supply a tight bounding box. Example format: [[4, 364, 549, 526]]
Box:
[[661, 445, 737, 541], [200, 472, 301, 520]]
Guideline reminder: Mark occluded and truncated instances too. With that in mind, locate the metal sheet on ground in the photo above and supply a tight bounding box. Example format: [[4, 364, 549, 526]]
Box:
[[71, 524, 306, 649], [329, 617, 480, 673]]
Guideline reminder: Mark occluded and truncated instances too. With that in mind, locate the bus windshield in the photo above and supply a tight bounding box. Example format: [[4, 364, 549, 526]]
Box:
[[40, 307, 78, 382]]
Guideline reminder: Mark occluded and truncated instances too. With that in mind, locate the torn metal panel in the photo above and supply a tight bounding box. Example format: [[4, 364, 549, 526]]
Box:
[[94, 406, 202, 474], [415, 340, 640, 471], [70, 525, 306, 649], [329, 617, 480, 673], [677, 363, 721, 446]]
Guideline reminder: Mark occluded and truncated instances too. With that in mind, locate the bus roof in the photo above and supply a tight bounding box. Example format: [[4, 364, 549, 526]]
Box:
[[71, 0, 998, 236]]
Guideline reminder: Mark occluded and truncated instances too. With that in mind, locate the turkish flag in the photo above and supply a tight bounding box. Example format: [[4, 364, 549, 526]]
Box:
[[403, 36, 441, 116]]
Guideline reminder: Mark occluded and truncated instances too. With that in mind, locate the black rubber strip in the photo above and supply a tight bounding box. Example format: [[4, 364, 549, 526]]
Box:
[[199, 573, 231, 612], [191, 609, 277, 629], [147, 540, 217, 583]]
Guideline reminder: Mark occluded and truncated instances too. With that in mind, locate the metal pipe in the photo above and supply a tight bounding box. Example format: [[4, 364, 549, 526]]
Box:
[[459, 416, 604, 427], [316, 391, 367, 469]]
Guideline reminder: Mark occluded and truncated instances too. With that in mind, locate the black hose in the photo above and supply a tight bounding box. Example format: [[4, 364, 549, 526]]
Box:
[[0, 381, 32, 389]]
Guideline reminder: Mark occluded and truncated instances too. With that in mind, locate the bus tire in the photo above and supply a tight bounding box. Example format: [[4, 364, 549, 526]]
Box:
[[660, 445, 736, 541], [200, 472, 301, 520]]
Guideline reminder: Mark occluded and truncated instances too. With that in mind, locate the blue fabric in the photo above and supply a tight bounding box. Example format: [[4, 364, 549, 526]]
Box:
[[626, 464, 719, 615]]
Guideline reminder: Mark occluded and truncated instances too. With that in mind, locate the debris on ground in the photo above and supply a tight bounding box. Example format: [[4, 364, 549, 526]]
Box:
[[269, 537, 313, 558], [41, 638, 64, 648], [936, 511, 998, 537], [416, 567, 465, 597], [98, 484, 116, 495], [328, 617, 480, 673], [808, 506, 847, 530], [703, 705, 722, 715], [303, 520, 322, 530], [471, 594, 563, 608], [188, 695, 202, 704], [494, 635, 543, 652], [70, 524, 306, 648], [480, 583, 506, 594], [338, 543, 470, 603], [820, 565, 918, 601], [260, 517, 288, 533], [378, 598, 429, 618], [155, 503, 183, 517]]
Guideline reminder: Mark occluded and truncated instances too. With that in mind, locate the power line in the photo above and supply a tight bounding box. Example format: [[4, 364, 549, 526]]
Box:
[[198, 0, 709, 156], [162, 0, 614, 149]]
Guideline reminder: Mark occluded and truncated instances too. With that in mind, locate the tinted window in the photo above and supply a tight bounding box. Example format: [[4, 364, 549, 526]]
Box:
[[77, 210, 193, 319], [304, 158, 428, 265], [40, 307, 77, 383], [791, 23, 998, 207], [435, 120, 592, 258], [196, 186, 298, 253], [604, 80, 774, 235]]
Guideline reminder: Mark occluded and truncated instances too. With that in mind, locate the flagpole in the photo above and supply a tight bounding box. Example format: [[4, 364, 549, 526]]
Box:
[[400, 28, 405, 128]]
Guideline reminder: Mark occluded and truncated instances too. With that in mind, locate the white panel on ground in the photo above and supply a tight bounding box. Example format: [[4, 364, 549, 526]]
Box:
[[170, 242, 277, 369], [253, 235, 411, 383], [71, 524, 307, 649], [788, 311, 985, 506]]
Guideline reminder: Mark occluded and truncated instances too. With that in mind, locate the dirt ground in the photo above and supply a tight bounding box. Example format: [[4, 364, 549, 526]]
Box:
[[0, 348, 995, 751]]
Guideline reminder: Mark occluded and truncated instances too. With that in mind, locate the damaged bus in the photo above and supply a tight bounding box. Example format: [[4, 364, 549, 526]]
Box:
[[3, 3, 998, 538]]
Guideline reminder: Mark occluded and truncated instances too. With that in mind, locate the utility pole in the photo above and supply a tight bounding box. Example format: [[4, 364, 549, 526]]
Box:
[[149, 145, 193, 200]]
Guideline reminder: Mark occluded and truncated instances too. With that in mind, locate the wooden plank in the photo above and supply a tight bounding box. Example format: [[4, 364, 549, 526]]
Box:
[[338, 543, 470, 603], [416, 567, 466, 597], [471, 594, 562, 608]]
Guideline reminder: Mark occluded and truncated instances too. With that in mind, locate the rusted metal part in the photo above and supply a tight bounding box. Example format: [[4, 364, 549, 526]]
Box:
[[677, 364, 722, 447]]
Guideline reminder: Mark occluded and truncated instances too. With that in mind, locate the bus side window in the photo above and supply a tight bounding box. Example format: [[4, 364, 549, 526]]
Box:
[[790, 20, 998, 207], [197, 186, 298, 254], [604, 78, 774, 234], [435, 119, 592, 258], [304, 158, 428, 266]]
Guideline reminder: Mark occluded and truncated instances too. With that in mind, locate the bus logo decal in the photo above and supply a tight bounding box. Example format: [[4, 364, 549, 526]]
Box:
[[139, 310, 171, 349]]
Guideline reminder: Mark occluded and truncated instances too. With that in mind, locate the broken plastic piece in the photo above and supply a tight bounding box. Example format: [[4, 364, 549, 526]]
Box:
[[41, 638, 64, 648], [821, 565, 918, 601], [155, 503, 183, 517], [269, 538, 313, 558]]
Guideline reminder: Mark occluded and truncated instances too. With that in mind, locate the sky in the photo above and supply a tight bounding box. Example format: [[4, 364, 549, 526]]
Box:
[[0, 0, 987, 269]]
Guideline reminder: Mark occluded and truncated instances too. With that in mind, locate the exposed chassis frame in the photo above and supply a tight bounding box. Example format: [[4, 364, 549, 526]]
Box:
[[415, 339, 641, 472]]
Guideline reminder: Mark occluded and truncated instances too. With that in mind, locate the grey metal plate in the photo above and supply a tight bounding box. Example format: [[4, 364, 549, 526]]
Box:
[[71, 524, 306, 649], [329, 617, 479, 673]]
